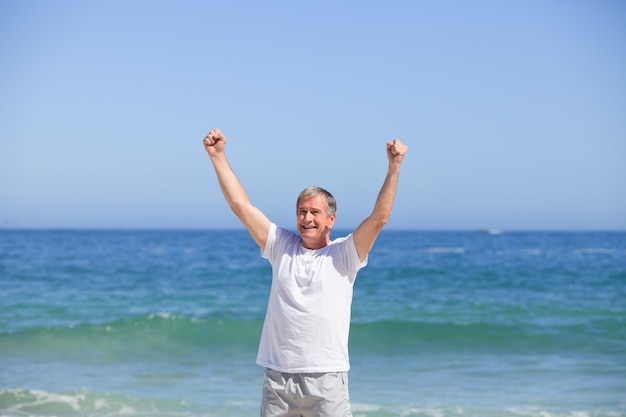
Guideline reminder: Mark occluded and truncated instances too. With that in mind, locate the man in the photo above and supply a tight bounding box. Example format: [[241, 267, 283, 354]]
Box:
[[203, 128, 408, 417]]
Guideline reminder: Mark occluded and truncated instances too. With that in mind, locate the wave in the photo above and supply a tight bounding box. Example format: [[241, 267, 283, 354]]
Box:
[[0, 314, 262, 363], [0, 387, 204, 417], [349, 319, 626, 355], [2, 313, 623, 360], [350, 402, 625, 417], [1, 388, 623, 417], [1, 313, 261, 340]]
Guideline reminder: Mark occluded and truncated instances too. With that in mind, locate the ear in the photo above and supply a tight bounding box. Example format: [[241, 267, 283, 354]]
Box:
[[328, 213, 336, 227]]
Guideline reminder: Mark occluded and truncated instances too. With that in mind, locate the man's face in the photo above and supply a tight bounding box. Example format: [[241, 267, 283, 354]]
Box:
[[296, 194, 336, 249]]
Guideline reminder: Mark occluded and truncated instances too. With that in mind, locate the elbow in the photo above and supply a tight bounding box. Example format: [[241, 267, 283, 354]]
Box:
[[373, 216, 389, 231], [370, 203, 393, 231], [228, 199, 249, 218]]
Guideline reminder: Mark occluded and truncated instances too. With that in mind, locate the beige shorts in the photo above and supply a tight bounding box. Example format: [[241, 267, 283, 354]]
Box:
[[260, 368, 353, 417]]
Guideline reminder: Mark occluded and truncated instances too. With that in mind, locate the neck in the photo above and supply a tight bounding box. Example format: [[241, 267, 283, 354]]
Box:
[[301, 233, 330, 250]]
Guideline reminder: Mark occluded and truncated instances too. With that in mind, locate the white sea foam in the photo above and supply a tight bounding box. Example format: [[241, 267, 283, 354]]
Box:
[[424, 247, 466, 254], [1, 388, 83, 413], [148, 312, 174, 320], [94, 397, 109, 410], [118, 403, 137, 414], [351, 402, 381, 412], [576, 248, 615, 255], [0, 388, 194, 417], [507, 407, 597, 417]]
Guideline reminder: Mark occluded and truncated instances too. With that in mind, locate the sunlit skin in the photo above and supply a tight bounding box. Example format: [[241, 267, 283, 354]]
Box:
[[203, 127, 408, 259], [296, 194, 336, 250], [203, 127, 408, 413]]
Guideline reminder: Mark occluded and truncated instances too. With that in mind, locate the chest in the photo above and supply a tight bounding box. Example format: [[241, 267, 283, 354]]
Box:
[[279, 252, 328, 289]]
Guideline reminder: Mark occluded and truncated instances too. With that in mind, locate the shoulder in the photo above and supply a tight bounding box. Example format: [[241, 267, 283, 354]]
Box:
[[275, 225, 300, 245], [329, 233, 353, 248], [328, 233, 367, 278], [262, 224, 301, 259], [330, 233, 365, 262]]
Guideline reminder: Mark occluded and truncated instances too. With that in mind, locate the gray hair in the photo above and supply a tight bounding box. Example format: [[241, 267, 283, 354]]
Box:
[[296, 186, 337, 216]]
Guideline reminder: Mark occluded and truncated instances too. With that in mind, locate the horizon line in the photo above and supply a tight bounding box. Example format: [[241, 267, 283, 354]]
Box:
[[1, 226, 625, 233]]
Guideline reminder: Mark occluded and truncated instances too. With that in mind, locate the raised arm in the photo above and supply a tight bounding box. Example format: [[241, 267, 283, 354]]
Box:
[[203, 128, 271, 249], [352, 138, 408, 262]]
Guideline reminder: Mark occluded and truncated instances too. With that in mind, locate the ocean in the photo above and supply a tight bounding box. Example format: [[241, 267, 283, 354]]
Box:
[[0, 229, 624, 417]]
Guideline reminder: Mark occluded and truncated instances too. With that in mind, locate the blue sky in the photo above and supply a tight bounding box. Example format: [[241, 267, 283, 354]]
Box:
[[1, 0, 625, 230]]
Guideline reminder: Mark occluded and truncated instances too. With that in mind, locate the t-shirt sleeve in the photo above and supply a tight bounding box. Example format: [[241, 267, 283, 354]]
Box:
[[343, 233, 368, 283], [261, 223, 278, 261], [261, 224, 299, 264], [346, 234, 369, 271], [351, 234, 368, 268]]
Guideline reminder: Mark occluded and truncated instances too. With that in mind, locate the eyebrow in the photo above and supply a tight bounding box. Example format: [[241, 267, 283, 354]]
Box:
[[298, 207, 322, 212]]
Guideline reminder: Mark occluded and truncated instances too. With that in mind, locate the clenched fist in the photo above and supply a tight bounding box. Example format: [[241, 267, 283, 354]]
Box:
[[203, 128, 227, 157], [386, 138, 408, 167]]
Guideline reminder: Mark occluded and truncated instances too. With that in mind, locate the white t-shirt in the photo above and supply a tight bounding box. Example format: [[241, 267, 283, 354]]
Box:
[[256, 223, 367, 373]]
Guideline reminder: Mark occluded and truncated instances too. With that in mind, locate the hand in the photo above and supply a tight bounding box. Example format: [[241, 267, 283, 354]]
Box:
[[203, 128, 226, 156], [386, 138, 408, 166]]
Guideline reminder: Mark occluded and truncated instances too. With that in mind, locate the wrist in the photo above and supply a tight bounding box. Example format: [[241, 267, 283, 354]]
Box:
[[388, 162, 401, 173]]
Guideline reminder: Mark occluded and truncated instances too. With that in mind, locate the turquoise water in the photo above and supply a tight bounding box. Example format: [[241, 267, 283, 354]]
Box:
[[1, 230, 625, 416]]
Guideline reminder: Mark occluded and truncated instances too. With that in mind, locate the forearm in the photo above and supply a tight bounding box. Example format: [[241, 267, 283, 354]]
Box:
[[353, 138, 407, 261], [370, 163, 401, 227], [209, 153, 250, 214]]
